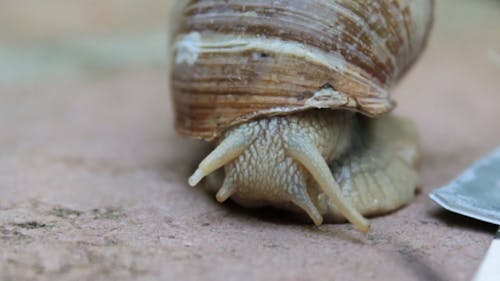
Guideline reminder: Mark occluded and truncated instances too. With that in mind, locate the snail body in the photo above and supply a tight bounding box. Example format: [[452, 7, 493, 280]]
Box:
[[170, 0, 433, 232]]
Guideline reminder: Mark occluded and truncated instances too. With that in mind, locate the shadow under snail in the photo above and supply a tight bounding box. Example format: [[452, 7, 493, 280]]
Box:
[[169, 0, 434, 232]]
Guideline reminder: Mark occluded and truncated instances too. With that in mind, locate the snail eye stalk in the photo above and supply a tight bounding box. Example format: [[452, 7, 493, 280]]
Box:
[[215, 176, 237, 203], [188, 128, 253, 187], [286, 133, 370, 233]]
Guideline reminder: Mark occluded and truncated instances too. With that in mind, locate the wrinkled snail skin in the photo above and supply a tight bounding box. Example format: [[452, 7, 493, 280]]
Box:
[[170, 0, 433, 232]]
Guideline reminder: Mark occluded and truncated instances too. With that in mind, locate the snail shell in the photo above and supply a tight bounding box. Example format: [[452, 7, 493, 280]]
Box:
[[171, 0, 433, 232], [172, 0, 433, 140]]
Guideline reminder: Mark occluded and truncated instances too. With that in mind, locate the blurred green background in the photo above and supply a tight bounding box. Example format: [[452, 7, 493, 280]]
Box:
[[0, 1, 174, 84], [0, 0, 499, 85]]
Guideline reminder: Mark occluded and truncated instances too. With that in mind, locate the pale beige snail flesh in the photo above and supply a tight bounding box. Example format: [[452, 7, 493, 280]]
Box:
[[170, 0, 434, 232]]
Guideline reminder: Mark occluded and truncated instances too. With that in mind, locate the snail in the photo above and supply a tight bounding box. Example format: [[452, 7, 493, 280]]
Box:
[[170, 0, 434, 232]]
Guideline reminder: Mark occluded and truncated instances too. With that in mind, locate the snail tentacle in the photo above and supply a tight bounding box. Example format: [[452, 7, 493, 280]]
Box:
[[216, 175, 238, 203], [286, 133, 370, 233], [290, 185, 323, 226], [188, 128, 254, 187]]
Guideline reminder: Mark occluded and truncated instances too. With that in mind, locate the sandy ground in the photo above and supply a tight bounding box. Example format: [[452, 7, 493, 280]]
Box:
[[1, 1, 500, 280]]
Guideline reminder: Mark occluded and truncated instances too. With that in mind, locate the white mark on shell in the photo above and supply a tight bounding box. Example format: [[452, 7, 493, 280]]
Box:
[[174, 32, 349, 75], [174, 32, 202, 65]]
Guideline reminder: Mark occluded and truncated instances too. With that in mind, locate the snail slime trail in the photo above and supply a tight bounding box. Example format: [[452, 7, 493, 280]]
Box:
[[170, 0, 434, 231]]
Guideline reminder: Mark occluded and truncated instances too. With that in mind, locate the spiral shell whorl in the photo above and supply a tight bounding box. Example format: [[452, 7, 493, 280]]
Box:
[[171, 0, 433, 140]]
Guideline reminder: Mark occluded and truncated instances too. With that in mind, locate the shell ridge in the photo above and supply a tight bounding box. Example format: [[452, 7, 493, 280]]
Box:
[[171, 0, 433, 140]]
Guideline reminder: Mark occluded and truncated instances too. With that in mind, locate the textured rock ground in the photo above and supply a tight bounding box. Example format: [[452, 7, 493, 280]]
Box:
[[1, 1, 500, 280]]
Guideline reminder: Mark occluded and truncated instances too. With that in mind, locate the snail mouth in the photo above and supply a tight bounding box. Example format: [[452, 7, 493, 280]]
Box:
[[188, 118, 369, 233]]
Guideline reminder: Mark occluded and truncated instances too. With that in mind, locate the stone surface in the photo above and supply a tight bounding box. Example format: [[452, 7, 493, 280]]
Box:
[[1, 1, 500, 280]]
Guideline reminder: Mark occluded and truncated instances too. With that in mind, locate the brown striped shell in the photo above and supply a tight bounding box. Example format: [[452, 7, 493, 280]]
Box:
[[170, 0, 434, 141]]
